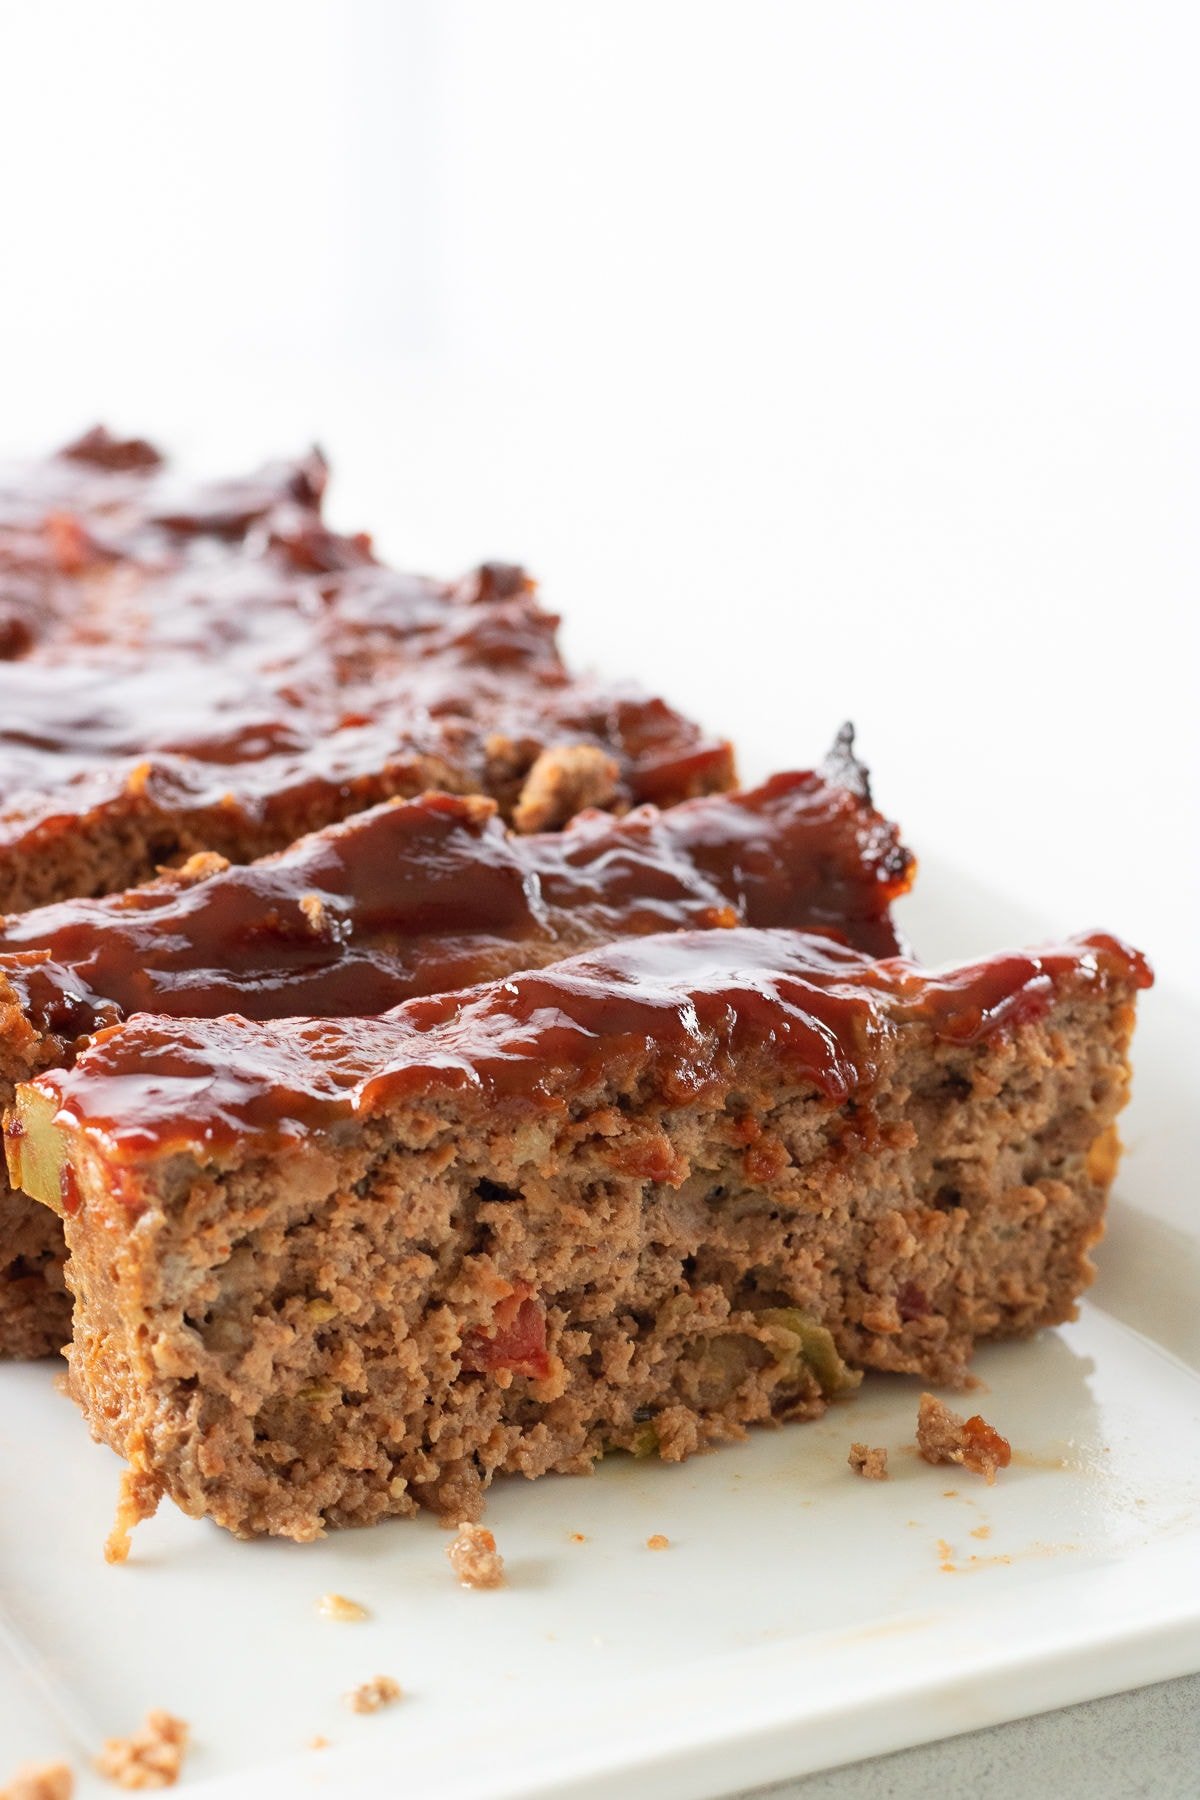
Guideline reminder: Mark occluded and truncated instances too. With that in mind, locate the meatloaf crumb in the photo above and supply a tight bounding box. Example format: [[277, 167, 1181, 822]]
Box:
[[104, 1469, 163, 1565], [316, 1592, 368, 1621], [447, 1522, 505, 1588], [0, 1764, 73, 1800], [298, 892, 330, 935], [512, 743, 621, 833], [916, 1393, 1011, 1484], [646, 1534, 670, 1550], [848, 1442, 889, 1480], [344, 1676, 402, 1715], [94, 1712, 188, 1790]]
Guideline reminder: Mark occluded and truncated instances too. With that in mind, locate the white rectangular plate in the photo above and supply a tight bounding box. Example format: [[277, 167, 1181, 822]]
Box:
[[1, 864, 1197, 1797]]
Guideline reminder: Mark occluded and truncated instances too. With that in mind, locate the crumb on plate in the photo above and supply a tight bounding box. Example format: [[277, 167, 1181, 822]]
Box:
[[308, 1735, 330, 1750], [446, 1521, 505, 1588], [316, 1592, 368, 1622], [848, 1442, 889, 1480], [344, 1676, 402, 1715], [916, 1393, 1011, 1485], [94, 1711, 188, 1790], [645, 1533, 670, 1551], [0, 1763, 74, 1800]]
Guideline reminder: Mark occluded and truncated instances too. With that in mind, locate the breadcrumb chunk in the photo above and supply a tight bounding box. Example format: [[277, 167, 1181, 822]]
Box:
[[174, 851, 230, 882], [0, 1763, 74, 1800], [344, 1676, 402, 1715], [916, 1393, 1011, 1485], [316, 1592, 368, 1621], [645, 1533, 670, 1550], [513, 743, 620, 833], [447, 1520, 505, 1587], [104, 1468, 162, 1564], [94, 1711, 188, 1789], [298, 892, 329, 934], [848, 1442, 889, 1480]]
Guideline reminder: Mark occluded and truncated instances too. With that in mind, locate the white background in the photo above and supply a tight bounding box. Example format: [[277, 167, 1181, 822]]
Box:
[[0, 4, 1196, 1792]]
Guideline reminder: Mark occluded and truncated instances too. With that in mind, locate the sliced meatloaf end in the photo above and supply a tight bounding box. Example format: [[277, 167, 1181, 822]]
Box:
[[6, 926, 1149, 1539]]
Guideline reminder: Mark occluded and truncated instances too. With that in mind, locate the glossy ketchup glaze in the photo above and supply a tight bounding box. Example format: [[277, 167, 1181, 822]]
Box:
[[20, 928, 1151, 1168], [0, 756, 913, 1044], [0, 431, 733, 863], [0, 426, 326, 656]]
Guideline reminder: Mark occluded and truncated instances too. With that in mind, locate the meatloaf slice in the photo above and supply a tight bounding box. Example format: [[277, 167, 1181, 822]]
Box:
[[0, 431, 735, 911], [0, 424, 321, 657], [6, 926, 1149, 1540], [0, 749, 913, 1356]]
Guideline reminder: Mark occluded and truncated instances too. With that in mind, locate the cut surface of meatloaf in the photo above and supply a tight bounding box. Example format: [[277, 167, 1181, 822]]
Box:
[[0, 753, 912, 1357], [0, 429, 735, 911], [6, 926, 1150, 1540]]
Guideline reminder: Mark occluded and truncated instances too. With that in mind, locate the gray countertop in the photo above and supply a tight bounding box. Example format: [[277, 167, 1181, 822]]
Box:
[[742, 1673, 1200, 1800]]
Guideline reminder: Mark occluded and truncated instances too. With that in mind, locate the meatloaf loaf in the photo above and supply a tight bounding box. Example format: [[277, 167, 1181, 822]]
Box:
[[0, 749, 912, 1356], [0, 430, 734, 911], [6, 926, 1149, 1540]]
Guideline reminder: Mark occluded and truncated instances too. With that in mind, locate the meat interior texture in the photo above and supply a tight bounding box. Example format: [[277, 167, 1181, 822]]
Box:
[[0, 750, 913, 1357], [0, 428, 735, 912], [0, 1183, 69, 1360], [8, 927, 1150, 1539]]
